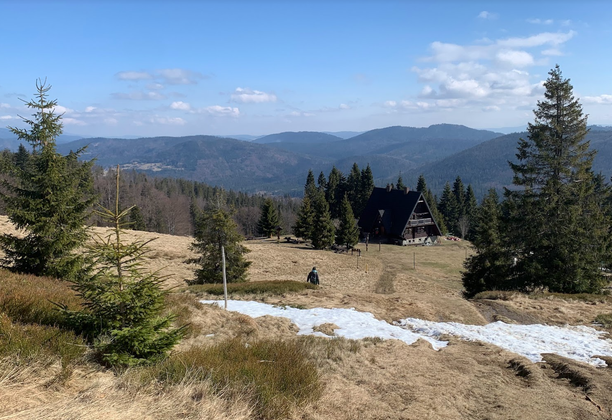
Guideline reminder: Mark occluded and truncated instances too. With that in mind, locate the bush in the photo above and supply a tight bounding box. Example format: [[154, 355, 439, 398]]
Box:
[[189, 280, 317, 296], [595, 313, 612, 328], [138, 338, 322, 420], [0, 314, 86, 366], [0, 270, 81, 326]]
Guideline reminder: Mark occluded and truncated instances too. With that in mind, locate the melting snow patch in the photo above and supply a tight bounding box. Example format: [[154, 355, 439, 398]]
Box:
[[201, 300, 612, 367]]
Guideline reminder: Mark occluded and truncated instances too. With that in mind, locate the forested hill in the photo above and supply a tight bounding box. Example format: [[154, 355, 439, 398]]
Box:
[[405, 127, 612, 198], [253, 131, 344, 144], [57, 135, 330, 194], [52, 125, 503, 195], [261, 124, 502, 160]]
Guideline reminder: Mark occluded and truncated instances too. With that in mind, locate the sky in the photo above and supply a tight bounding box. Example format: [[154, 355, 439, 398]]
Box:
[[204, 300, 612, 366], [1, 0, 612, 138]]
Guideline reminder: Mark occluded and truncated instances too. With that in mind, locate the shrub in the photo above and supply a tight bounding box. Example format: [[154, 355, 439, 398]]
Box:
[[0, 314, 86, 366], [189, 280, 317, 296], [595, 313, 612, 328], [138, 338, 321, 420], [0, 270, 81, 326]]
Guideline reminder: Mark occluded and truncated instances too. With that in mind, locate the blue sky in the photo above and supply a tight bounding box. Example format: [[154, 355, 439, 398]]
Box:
[[1, 1, 611, 137]]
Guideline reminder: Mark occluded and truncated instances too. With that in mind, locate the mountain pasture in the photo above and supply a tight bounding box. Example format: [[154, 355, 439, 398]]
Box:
[[2, 217, 612, 419]]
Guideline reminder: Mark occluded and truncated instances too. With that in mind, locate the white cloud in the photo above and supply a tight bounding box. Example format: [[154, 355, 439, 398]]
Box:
[[116, 71, 154, 81], [157, 68, 205, 85], [231, 87, 277, 103], [112, 91, 166, 101], [495, 50, 534, 68], [52, 105, 73, 114], [0, 115, 14, 120], [527, 18, 554, 25], [339, 103, 350, 110], [0, 103, 10, 109], [582, 95, 612, 104], [62, 117, 87, 126], [147, 83, 165, 90], [104, 118, 118, 125], [497, 31, 576, 48], [149, 116, 186, 125], [478, 11, 497, 19], [289, 111, 315, 117], [541, 48, 563, 56], [197, 105, 240, 117], [85, 106, 97, 113], [170, 101, 191, 111], [483, 105, 501, 112]]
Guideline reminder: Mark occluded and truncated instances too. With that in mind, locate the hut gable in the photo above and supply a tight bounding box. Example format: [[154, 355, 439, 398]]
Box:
[[358, 187, 442, 245]]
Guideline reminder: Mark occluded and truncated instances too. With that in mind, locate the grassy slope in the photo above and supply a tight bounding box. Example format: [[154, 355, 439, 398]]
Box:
[[2, 216, 612, 419]]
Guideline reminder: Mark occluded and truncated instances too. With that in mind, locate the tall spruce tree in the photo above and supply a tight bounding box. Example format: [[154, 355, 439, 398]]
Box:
[[311, 191, 335, 249], [187, 206, 251, 284], [326, 166, 343, 219], [317, 171, 327, 192], [0, 80, 96, 280], [416, 174, 427, 193], [357, 164, 375, 217], [462, 189, 513, 297], [257, 197, 280, 237], [505, 65, 610, 293], [346, 163, 361, 214], [335, 194, 360, 249], [62, 167, 185, 366], [464, 185, 478, 240], [438, 182, 458, 234], [304, 169, 317, 199], [293, 195, 314, 240]]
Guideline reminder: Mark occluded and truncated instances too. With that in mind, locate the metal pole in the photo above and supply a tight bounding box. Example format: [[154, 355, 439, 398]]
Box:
[[413, 252, 416, 270], [222, 245, 227, 310]]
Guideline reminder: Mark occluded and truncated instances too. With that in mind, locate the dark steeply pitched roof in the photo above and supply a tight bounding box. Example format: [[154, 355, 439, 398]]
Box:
[[358, 187, 440, 237]]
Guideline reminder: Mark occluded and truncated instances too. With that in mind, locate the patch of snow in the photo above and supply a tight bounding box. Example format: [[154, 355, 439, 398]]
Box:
[[201, 300, 612, 367]]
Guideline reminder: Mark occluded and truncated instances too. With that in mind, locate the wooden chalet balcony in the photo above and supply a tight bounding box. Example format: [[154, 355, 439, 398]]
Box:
[[407, 218, 433, 227]]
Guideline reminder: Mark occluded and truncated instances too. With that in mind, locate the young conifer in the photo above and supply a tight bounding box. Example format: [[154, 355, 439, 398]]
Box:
[[63, 167, 185, 366], [257, 197, 280, 237], [187, 205, 251, 284]]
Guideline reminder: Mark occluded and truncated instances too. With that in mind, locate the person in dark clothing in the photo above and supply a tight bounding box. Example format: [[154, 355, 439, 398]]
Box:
[[307, 267, 319, 285]]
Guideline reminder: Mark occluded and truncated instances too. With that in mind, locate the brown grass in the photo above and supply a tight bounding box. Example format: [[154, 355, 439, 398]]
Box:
[[2, 216, 612, 419]]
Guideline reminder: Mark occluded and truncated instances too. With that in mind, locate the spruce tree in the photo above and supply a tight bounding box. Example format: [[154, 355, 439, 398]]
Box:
[[452, 176, 467, 219], [326, 166, 343, 219], [293, 195, 314, 240], [438, 182, 458, 234], [505, 65, 610, 293], [336, 194, 360, 249], [462, 189, 513, 297], [317, 171, 327, 192], [128, 206, 147, 231], [0, 80, 96, 280], [357, 164, 374, 217], [416, 174, 427, 193], [396, 173, 406, 190], [346, 163, 361, 213], [62, 168, 185, 366], [187, 206, 251, 284], [257, 197, 280, 237], [304, 169, 317, 199], [311, 191, 335, 249], [464, 185, 478, 240]]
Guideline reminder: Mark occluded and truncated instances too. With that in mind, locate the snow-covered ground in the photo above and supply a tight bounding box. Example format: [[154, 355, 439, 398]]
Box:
[[201, 300, 612, 367]]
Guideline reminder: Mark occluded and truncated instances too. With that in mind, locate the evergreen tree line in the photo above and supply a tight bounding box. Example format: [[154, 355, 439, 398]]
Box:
[[291, 164, 368, 249], [463, 66, 612, 297]]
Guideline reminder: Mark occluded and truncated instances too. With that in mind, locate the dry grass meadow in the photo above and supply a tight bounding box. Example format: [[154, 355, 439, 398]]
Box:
[[2, 214, 612, 419]]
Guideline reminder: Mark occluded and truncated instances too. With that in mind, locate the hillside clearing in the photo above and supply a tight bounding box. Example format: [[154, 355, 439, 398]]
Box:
[[2, 215, 612, 419]]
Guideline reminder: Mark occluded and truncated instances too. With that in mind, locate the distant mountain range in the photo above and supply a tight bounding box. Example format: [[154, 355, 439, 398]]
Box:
[[4, 123, 612, 198]]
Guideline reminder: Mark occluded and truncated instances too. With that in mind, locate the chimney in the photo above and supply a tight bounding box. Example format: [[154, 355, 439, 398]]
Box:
[[404, 187, 410, 194], [386, 184, 392, 192]]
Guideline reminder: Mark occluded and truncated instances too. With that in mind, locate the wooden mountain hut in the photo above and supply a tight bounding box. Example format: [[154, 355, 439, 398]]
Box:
[[358, 185, 442, 245]]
